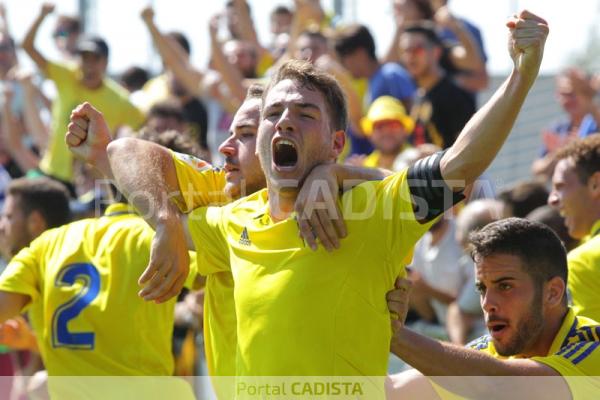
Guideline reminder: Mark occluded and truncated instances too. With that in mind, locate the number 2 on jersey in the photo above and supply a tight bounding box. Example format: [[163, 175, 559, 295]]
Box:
[[51, 263, 100, 349]]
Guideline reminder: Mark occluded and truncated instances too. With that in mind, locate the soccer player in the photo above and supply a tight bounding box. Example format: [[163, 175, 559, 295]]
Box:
[[67, 85, 389, 398], [387, 218, 600, 399], [548, 135, 600, 322], [0, 131, 199, 399], [102, 10, 548, 384]]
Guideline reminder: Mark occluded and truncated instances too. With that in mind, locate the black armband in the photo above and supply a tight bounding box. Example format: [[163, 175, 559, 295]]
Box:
[[407, 150, 465, 222]]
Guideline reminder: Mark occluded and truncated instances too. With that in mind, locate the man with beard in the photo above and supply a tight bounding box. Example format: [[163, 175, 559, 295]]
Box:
[[387, 218, 600, 399]]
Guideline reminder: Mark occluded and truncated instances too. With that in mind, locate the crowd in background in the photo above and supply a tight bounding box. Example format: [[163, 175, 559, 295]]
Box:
[[0, 0, 597, 398]]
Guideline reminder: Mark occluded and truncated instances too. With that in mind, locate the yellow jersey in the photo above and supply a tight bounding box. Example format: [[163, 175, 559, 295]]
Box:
[[171, 151, 239, 398], [188, 169, 436, 377], [567, 220, 600, 321], [0, 203, 182, 376], [466, 308, 600, 398], [40, 61, 145, 182]]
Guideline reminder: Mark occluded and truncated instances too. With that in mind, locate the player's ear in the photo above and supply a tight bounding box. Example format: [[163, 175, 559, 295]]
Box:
[[26, 210, 48, 239], [330, 130, 346, 159], [544, 276, 566, 308], [588, 171, 600, 199]]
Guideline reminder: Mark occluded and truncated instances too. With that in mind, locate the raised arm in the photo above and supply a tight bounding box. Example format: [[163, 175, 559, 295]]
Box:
[[21, 3, 54, 72], [141, 6, 204, 97], [230, 0, 271, 63], [67, 103, 192, 302], [0, 86, 40, 172], [15, 70, 50, 152], [435, 6, 488, 91], [440, 11, 548, 189], [208, 14, 247, 107]]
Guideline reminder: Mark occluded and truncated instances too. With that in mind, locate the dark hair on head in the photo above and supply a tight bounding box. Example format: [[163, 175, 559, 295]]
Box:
[[498, 180, 549, 218], [56, 15, 81, 34], [265, 59, 347, 132], [246, 83, 264, 100], [526, 205, 578, 252], [167, 31, 191, 55], [469, 218, 568, 302], [554, 134, 600, 184], [138, 129, 201, 158], [271, 5, 292, 16], [403, 21, 443, 47], [147, 100, 185, 123], [226, 0, 251, 12], [333, 24, 376, 61], [300, 28, 327, 44], [120, 66, 149, 92], [7, 177, 71, 228], [409, 0, 435, 20]]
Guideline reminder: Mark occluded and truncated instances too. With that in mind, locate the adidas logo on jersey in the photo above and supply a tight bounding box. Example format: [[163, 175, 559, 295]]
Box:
[[239, 227, 251, 246]]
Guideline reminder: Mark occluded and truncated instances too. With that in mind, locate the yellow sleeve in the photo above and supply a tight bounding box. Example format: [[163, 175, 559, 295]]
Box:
[[0, 239, 43, 308], [533, 348, 600, 398], [171, 150, 229, 212], [378, 169, 439, 262], [45, 61, 76, 84], [187, 206, 230, 276]]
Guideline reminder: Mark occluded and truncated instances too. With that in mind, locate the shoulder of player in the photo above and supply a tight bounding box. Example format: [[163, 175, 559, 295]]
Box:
[[568, 235, 600, 261], [466, 334, 494, 351]]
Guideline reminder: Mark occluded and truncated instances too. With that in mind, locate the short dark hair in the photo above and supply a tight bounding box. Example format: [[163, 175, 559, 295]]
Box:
[[402, 22, 443, 47], [333, 24, 376, 61], [407, 0, 435, 20], [469, 218, 568, 298], [265, 60, 347, 132], [7, 178, 71, 228], [147, 100, 185, 123], [56, 15, 81, 34], [120, 66, 149, 92], [554, 134, 600, 184], [167, 31, 191, 55], [299, 28, 327, 45], [271, 5, 292, 17], [498, 180, 549, 218], [138, 129, 201, 158]]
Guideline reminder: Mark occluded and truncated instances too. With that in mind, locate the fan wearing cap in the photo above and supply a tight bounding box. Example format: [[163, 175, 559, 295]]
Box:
[[21, 3, 145, 190], [352, 96, 414, 170]]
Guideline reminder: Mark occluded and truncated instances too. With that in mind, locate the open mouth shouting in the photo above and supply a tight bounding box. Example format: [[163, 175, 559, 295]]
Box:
[[272, 137, 298, 171], [487, 319, 509, 340]]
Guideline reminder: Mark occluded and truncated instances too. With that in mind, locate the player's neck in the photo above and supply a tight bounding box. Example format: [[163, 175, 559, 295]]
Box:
[[521, 307, 568, 358], [267, 186, 297, 222]]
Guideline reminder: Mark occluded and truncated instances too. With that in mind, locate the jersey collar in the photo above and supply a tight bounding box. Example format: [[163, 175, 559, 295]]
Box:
[[103, 203, 137, 217], [589, 220, 600, 239], [549, 308, 578, 356]]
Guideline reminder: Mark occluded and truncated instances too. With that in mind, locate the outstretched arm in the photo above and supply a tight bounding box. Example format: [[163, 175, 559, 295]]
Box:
[[386, 280, 570, 399], [440, 11, 548, 189], [141, 6, 204, 97], [22, 3, 54, 72]]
